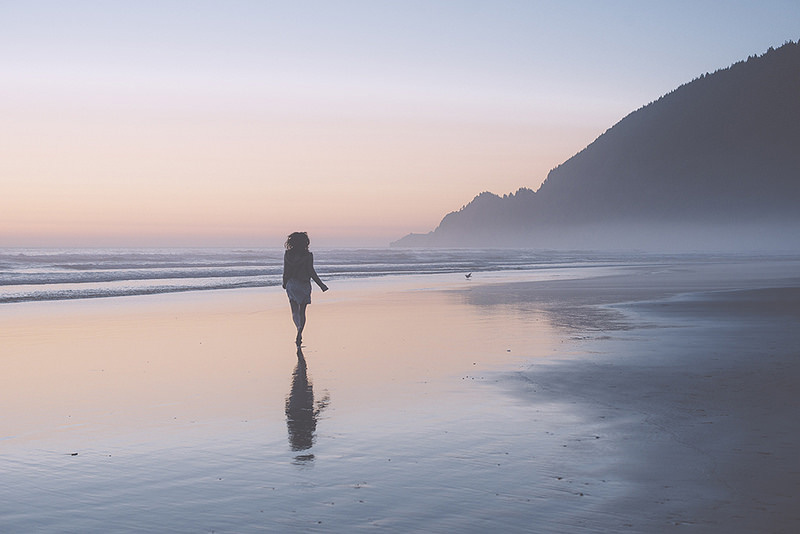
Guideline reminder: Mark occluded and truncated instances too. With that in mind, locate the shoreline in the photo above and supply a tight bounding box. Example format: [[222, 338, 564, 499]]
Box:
[[2, 257, 799, 532]]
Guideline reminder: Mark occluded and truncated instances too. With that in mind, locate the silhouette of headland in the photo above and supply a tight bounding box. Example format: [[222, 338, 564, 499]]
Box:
[[392, 42, 800, 251]]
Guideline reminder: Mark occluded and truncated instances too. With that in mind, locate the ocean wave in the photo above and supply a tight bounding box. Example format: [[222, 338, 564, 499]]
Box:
[[0, 247, 632, 304]]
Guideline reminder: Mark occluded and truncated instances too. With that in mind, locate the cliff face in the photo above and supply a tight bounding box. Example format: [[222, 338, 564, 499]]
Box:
[[393, 42, 800, 250]]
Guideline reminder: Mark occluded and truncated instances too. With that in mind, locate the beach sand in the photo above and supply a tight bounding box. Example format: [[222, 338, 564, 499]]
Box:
[[1, 258, 799, 532]]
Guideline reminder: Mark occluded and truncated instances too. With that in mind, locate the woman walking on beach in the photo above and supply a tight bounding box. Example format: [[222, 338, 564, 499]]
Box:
[[282, 232, 328, 346]]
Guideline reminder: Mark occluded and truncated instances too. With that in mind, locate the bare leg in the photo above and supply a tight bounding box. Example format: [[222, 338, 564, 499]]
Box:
[[296, 303, 308, 344], [289, 300, 308, 345]]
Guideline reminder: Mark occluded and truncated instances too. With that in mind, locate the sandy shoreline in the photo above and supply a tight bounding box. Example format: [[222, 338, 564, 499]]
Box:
[[476, 262, 800, 532], [2, 257, 799, 532]]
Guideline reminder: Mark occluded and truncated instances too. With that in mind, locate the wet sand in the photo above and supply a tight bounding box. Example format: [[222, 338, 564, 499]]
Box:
[[468, 260, 800, 532], [1, 257, 799, 532]]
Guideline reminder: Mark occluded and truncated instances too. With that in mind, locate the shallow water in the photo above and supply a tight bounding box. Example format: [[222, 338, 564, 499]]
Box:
[[1, 271, 608, 533], [4, 257, 799, 532]]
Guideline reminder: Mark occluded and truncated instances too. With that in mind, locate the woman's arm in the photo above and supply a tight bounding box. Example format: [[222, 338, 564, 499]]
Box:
[[308, 253, 328, 292]]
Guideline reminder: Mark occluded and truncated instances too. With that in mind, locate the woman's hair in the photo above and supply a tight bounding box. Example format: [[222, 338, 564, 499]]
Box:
[[285, 231, 310, 252]]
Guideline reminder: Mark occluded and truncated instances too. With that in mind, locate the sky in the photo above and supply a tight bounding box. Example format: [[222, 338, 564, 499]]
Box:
[[2, 1, 799, 247]]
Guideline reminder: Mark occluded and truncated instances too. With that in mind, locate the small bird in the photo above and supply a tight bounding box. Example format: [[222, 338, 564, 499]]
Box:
[[465, 273, 472, 279]]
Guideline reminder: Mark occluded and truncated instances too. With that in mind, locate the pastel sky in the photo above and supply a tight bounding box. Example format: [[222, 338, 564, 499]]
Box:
[[2, 1, 799, 247]]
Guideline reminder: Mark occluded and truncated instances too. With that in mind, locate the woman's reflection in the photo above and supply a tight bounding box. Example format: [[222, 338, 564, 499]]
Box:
[[285, 347, 329, 464]]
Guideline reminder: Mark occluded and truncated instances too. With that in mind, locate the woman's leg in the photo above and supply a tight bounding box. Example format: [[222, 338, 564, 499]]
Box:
[[289, 300, 308, 345], [296, 303, 308, 344]]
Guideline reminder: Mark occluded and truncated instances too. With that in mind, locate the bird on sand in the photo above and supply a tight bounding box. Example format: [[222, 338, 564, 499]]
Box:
[[465, 273, 472, 279]]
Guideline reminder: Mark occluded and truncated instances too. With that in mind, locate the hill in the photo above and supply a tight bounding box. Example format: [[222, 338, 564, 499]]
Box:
[[392, 42, 800, 251]]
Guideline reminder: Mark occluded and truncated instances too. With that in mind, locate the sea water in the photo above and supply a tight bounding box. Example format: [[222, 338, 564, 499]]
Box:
[[0, 248, 647, 304]]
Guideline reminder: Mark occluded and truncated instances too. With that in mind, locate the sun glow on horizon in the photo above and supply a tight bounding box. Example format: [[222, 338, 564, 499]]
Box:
[[2, 1, 798, 247]]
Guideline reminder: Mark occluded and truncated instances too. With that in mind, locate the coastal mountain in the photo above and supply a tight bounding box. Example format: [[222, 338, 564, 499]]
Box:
[[393, 42, 800, 250]]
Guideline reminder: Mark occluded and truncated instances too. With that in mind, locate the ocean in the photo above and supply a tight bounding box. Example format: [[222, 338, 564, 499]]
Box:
[[0, 247, 665, 304]]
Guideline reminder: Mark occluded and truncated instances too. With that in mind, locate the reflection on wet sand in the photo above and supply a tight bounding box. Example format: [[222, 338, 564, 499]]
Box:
[[285, 347, 329, 464]]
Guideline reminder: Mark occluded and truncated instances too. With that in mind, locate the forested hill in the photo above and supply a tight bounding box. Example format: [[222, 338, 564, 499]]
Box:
[[393, 42, 800, 250]]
